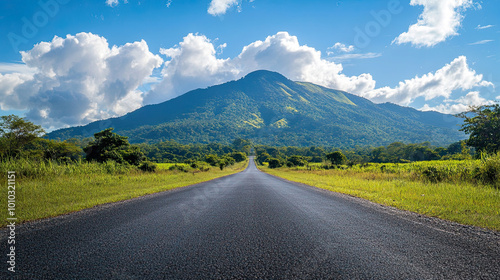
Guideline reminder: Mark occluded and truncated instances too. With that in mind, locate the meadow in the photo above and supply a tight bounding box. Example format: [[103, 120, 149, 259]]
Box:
[[0, 159, 248, 227], [260, 156, 500, 231]]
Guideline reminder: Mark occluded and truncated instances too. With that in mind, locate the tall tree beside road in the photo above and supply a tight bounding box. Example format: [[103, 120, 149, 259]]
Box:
[[457, 105, 500, 154], [0, 115, 45, 158]]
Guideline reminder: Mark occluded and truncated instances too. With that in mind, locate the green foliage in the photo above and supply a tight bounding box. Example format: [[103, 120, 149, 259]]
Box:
[[457, 104, 500, 153], [474, 153, 500, 188], [22, 138, 82, 162], [138, 161, 157, 172], [138, 140, 236, 163], [326, 151, 347, 165], [230, 152, 247, 162], [287, 155, 308, 167], [256, 152, 270, 165], [205, 154, 219, 166], [268, 158, 283, 168], [0, 115, 45, 158], [232, 138, 252, 154], [0, 158, 132, 179], [84, 128, 146, 166]]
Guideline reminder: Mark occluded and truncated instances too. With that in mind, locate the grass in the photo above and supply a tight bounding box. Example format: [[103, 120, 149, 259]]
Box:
[[0, 159, 248, 227], [259, 160, 500, 231]]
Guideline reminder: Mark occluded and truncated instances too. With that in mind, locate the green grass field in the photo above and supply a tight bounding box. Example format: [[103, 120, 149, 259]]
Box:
[[1, 159, 248, 227], [259, 160, 500, 231]]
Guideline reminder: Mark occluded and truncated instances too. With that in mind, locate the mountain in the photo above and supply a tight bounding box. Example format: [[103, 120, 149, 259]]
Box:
[[48, 70, 464, 147]]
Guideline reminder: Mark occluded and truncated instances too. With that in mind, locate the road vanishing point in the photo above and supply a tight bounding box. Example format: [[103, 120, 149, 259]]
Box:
[[2, 157, 499, 279]]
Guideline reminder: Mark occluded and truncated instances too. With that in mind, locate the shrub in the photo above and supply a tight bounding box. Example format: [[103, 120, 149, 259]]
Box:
[[268, 158, 282, 169], [474, 154, 500, 188], [230, 152, 247, 162], [422, 166, 445, 183], [326, 151, 347, 165], [287, 155, 307, 167], [139, 161, 157, 172]]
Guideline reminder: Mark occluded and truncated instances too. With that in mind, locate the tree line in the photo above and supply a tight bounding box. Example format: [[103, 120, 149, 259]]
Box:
[[1, 104, 498, 169]]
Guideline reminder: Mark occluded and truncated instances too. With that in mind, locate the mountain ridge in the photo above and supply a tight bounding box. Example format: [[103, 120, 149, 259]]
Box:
[[48, 70, 464, 147]]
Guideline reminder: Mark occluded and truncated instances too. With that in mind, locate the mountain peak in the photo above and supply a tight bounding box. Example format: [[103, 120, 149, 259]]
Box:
[[47, 70, 464, 147], [242, 70, 289, 82]]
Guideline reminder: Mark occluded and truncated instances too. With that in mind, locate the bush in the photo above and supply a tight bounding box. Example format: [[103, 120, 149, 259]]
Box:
[[139, 161, 157, 172], [422, 166, 445, 183], [287, 155, 307, 167], [474, 154, 500, 188], [326, 151, 347, 165], [268, 158, 282, 169], [230, 152, 247, 162], [205, 154, 219, 166]]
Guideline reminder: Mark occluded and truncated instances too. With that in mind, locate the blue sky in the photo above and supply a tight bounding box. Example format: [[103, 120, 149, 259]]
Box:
[[0, 0, 498, 130]]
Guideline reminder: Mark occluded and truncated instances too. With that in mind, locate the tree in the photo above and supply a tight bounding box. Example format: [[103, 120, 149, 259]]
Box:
[[287, 155, 307, 167], [326, 151, 347, 165], [27, 138, 83, 162], [205, 154, 219, 166], [84, 128, 145, 165], [457, 105, 500, 153], [268, 158, 282, 169], [256, 152, 270, 165], [230, 152, 247, 162], [0, 115, 45, 158], [232, 138, 252, 154]]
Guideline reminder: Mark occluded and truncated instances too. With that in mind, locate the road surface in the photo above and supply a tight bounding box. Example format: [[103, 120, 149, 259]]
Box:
[[2, 157, 499, 279]]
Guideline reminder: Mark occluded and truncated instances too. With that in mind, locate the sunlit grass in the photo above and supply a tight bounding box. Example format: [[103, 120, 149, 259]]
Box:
[[0, 160, 248, 227], [261, 163, 500, 231]]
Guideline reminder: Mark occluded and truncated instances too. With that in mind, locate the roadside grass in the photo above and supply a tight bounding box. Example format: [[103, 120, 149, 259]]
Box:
[[259, 162, 500, 231], [0, 159, 248, 227]]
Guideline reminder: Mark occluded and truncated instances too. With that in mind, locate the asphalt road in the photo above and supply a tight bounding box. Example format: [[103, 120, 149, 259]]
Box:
[[2, 157, 499, 279]]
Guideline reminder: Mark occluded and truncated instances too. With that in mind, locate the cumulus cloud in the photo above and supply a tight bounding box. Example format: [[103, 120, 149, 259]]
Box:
[[1, 32, 162, 129], [328, 43, 355, 54], [146, 33, 237, 104], [147, 32, 375, 104], [421, 91, 496, 114], [393, 0, 474, 47], [0, 63, 38, 75], [208, 0, 239, 16], [362, 56, 493, 105]]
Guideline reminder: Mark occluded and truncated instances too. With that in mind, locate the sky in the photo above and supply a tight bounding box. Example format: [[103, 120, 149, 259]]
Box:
[[0, 0, 499, 130]]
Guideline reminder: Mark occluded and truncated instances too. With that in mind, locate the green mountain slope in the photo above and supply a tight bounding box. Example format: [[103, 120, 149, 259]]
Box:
[[48, 70, 464, 147]]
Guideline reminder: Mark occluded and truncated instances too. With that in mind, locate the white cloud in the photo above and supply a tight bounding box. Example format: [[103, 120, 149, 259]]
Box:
[[0, 63, 38, 75], [1, 32, 162, 129], [421, 91, 496, 114], [330, 53, 382, 60], [166, 0, 172, 7], [393, 0, 474, 47], [328, 43, 355, 54], [469, 39, 493, 45], [106, 0, 119, 7], [476, 24, 494, 30], [147, 32, 375, 104], [147, 33, 237, 104], [362, 56, 493, 105], [208, 0, 239, 16]]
